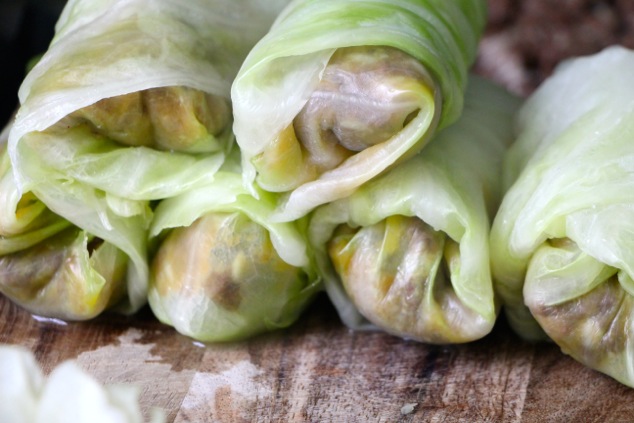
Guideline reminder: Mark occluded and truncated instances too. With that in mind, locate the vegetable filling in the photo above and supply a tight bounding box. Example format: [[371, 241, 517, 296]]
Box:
[[152, 212, 303, 305], [0, 227, 127, 320], [66, 86, 230, 152], [253, 46, 431, 190], [328, 215, 484, 343]]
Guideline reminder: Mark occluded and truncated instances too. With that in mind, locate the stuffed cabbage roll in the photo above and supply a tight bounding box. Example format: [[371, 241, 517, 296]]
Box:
[[1, 126, 130, 320], [148, 153, 320, 342], [490, 46, 634, 387], [4, 0, 289, 316], [231, 0, 487, 221], [309, 76, 520, 343]]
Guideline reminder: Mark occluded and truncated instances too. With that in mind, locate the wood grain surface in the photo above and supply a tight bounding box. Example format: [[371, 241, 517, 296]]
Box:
[[2, 292, 634, 422]]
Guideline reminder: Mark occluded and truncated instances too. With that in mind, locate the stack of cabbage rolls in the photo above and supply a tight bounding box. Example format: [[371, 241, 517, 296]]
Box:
[[491, 46, 634, 388], [2, 0, 503, 342], [1, 0, 290, 320], [2, 0, 540, 349], [144, 0, 500, 342], [5, 0, 634, 394]]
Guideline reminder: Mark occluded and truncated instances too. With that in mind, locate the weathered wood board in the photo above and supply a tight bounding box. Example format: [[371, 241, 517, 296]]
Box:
[[2, 294, 634, 422]]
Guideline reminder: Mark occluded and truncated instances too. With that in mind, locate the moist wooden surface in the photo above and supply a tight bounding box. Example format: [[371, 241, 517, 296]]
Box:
[[1, 294, 633, 422]]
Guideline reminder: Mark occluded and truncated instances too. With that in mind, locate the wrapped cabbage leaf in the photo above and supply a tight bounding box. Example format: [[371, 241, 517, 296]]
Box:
[[309, 76, 520, 343], [148, 152, 320, 342], [4, 0, 289, 316], [231, 0, 487, 221], [0, 344, 165, 423], [1, 127, 129, 320], [490, 46, 634, 387]]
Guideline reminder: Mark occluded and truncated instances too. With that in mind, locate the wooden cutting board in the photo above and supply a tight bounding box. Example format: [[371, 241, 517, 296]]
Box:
[[2, 293, 633, 422]]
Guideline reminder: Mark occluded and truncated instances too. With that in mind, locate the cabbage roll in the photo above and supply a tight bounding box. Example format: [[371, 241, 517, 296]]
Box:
[[231, 0, 487, 221], [309, 76, 520, 343], [490, 46, 634, 387], [148, 153, 320, 342], [1, 126, 131, 320], [4, 0, 289, 316]]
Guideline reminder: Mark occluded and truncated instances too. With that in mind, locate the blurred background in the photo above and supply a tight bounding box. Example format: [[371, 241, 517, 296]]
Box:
[[476, 0, 634, 95], [0, 0, 65, 123], [0, 0, 633, 125]]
